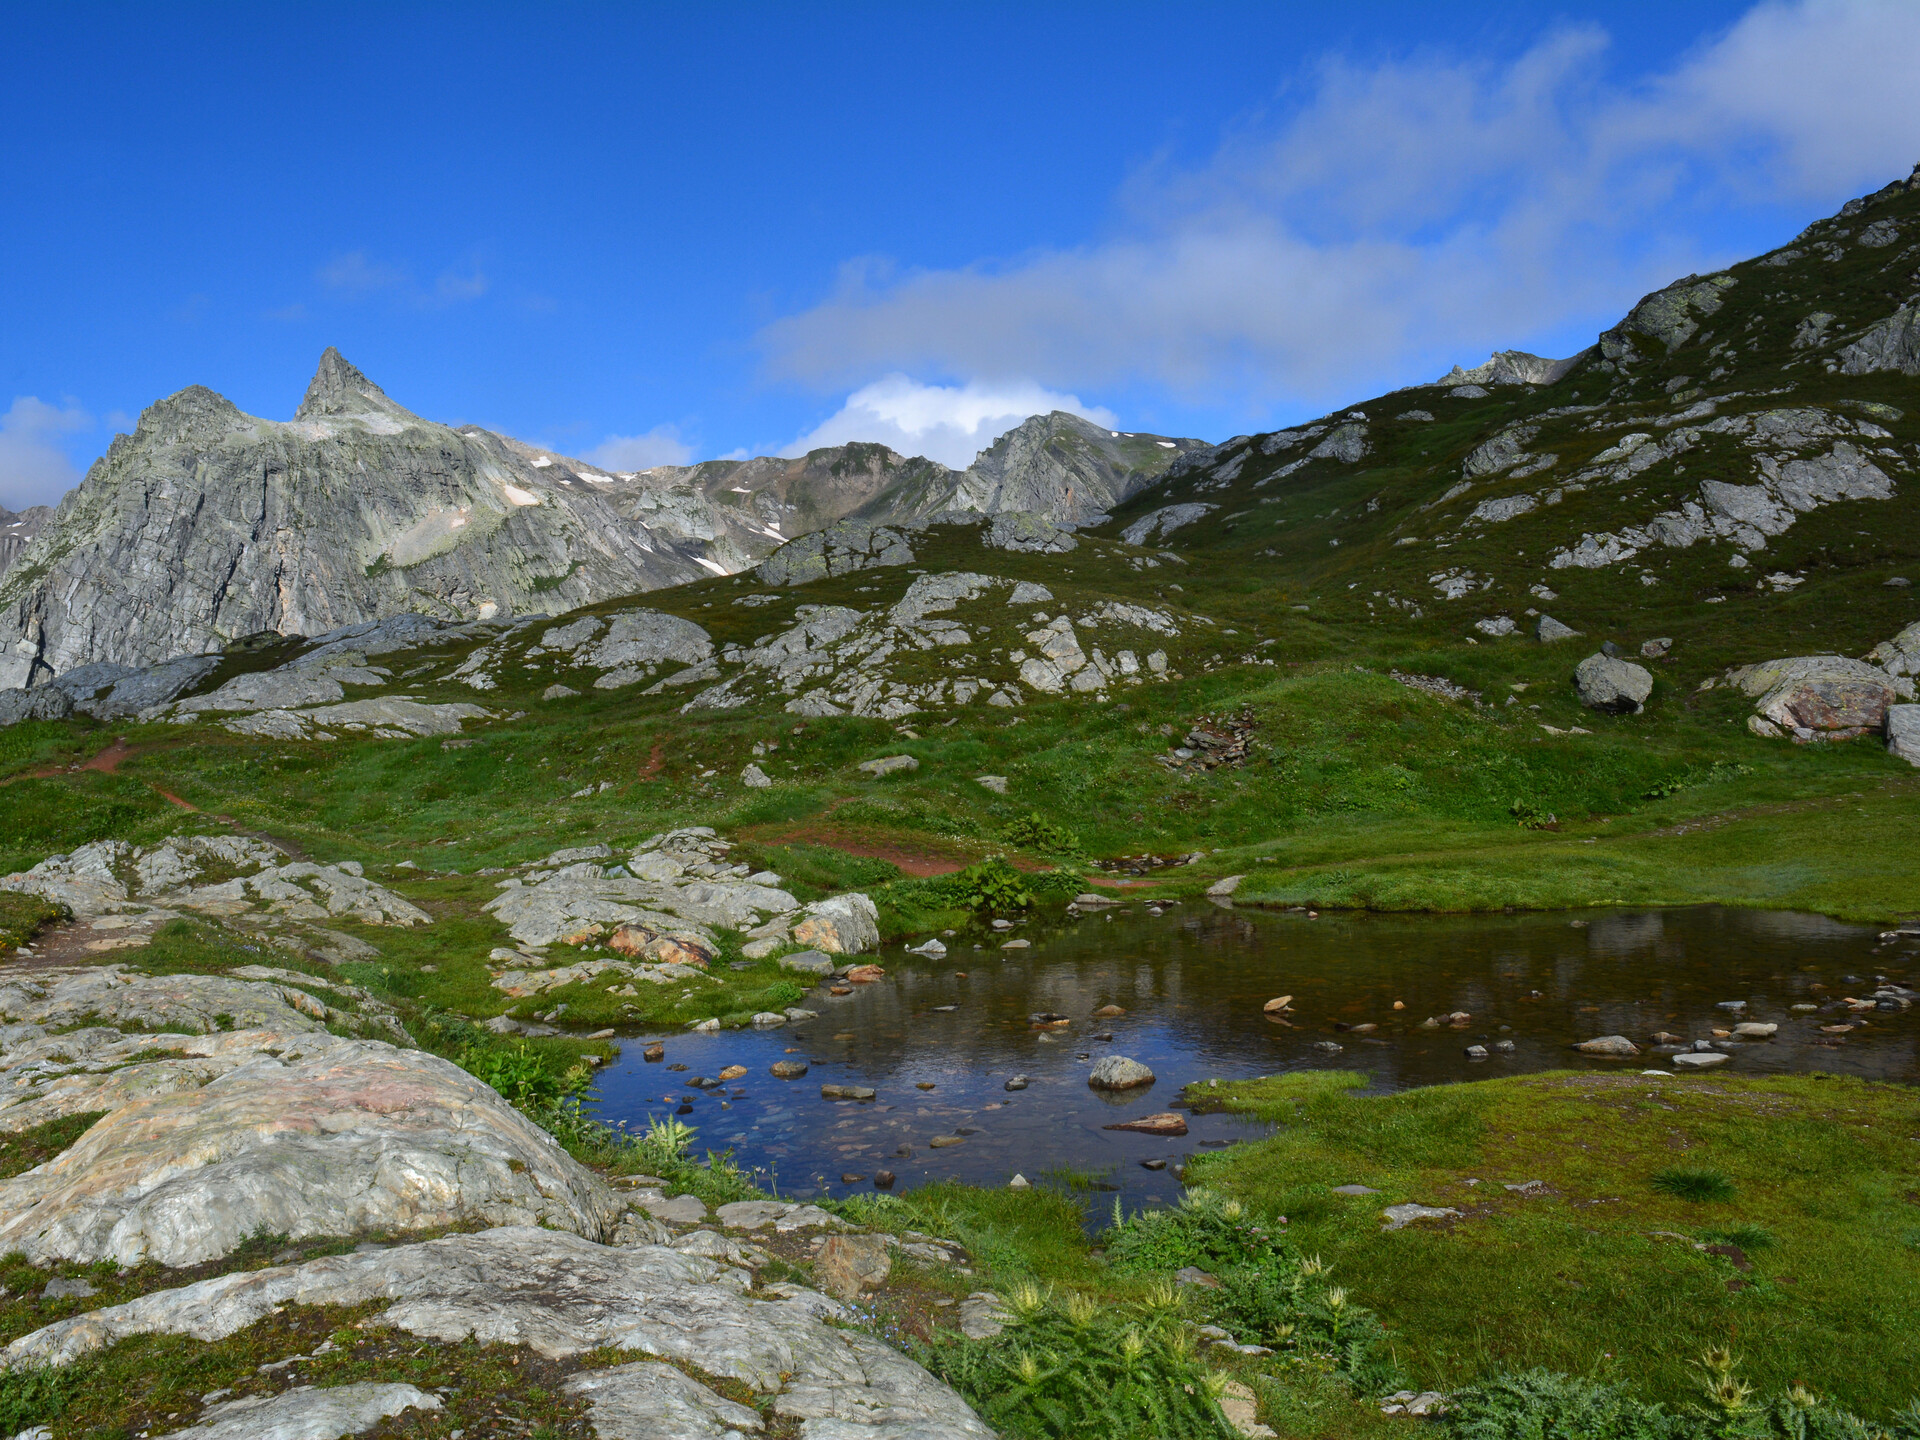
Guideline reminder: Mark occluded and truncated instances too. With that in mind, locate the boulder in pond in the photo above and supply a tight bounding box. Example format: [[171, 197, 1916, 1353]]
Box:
[[1574, 654, 1653, 714], [1102, 1112, 1187, 1136], [1574, 1035, 1639, 1057], [1087, 1056, 1155, 1090]]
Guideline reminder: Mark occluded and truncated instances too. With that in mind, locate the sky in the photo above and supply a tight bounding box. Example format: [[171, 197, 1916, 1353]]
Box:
[[4, 1, 1920, 511]]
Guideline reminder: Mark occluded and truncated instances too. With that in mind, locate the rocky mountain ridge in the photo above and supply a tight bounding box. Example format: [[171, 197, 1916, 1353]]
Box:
[[0, 352, 1199, 688]]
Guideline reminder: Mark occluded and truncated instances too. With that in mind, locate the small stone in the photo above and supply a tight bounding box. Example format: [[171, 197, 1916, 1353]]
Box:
[[844, 964, 886, 983], [1262, 995, 1293, 1013], [857, 754, 919, 777], [1093, 1004, 1126, 1017], [1003, 1075, 1030, 1091], [1574, 1035, 1640, 1056], [777, 950, 836, 976], [1538, 615, 1582, 643], [687, 1018, 720, 1033], [1381, 1202, 1461, 1231], [770, 1060, 809, 1078], [1141, 1158, 1168, 1170], [1732, 1022, 1778, 1038], [1492, 1040, 1515, 1053], [1174, 1266, 1220, 1288], [1087, 1056, 1155, 1090], [718, 1065, 748, 1081], [1464, 1045, 1488, 1060], [1001, 938, 1031, 950], [1206, 875, 1245, 898], [1102, 1112, 1188, 1136], [873, 1171, 895, 1188], [42, 1277, 97, 1300], [1674, 1052, 1730, 1069], [820, 1083, 876, 1100], [1007, 1174, 1029, 1189], [1574, 653, 1654, 714], [1331, 1184, 1379, 1196], [1311, 1041, 1343, 1054], [929, 1135, 966, 1149], [739, 763, 772, 788], [974, 775, 1008, 794]]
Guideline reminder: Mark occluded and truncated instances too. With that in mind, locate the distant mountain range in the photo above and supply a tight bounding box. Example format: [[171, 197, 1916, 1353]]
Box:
[[0, 350, 1203, 687]]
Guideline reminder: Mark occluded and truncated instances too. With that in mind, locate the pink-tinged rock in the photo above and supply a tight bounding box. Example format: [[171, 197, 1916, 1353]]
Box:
[[0, 1036, 622, 1267], [1102, 1113, 1188, 1136]]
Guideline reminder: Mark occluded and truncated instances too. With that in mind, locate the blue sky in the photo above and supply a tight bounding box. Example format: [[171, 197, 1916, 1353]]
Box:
[[4, 1, 1919, 509]]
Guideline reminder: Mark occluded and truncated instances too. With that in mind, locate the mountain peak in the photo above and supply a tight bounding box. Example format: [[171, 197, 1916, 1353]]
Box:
[[294, 348, 418, 421]]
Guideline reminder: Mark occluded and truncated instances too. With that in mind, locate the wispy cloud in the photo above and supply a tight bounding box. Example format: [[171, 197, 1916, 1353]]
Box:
[[317, 250, 490, 308], [760, 0, 1920, 414], [787, 375, 1117, 468], [0, 397, 92, 511], [586, 425, 694, 472]]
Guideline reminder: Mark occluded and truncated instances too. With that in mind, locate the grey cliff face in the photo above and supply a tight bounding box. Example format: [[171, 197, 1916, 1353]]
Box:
[[919, 411, 1204, 525], [0, 505, 52, 582], [0, 350, 712, 688]]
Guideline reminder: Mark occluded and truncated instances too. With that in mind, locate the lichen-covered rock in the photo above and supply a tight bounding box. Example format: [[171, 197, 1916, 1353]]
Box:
[[0, 1036, 622, 1267], [756, 519, 916, 587], [160, 1382, 441, 1439], [984, 511, 1077, 554], [1839, 302, 1920, 376], [1122, 504, 1215, 547], [2, 1228, 995, 1437], [1728, 655, 1908, 733], [791, 894, 879, 956], [1574, 654, 1654, 714], [1087, 1056, 1155, 1090], [1889, 705, 1920, 766]]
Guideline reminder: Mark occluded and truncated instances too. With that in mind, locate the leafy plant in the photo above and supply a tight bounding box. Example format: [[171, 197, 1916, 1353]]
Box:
[[1510, 800, 1558, 830], [1652, 1167, 1737, 1203], [1003, 812, 1082, 856], [919, 1282, 1236, 1439], [1448, 1369, 1687, 1440], [947, 857, 1036, 912], [454, 1041, 590, 1107]]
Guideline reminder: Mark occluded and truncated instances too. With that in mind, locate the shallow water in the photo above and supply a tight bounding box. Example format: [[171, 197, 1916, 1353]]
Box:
[[589, 903, 1918, 1208]]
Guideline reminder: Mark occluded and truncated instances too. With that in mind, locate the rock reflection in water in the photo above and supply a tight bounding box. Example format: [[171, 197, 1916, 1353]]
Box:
[[589, 904, 1916, 1208]]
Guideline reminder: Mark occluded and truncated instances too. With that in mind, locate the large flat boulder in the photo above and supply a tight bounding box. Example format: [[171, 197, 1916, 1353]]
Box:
[[2, 1228, 995, 1437], [1728, 654, 1910, 736], [0, 1034, 622, 1266]]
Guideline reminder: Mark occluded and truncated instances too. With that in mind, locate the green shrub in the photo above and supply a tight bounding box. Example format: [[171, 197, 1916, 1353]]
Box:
[[1003, 812, 1082, 856], [1652, 1167, 1737, 1203], [1447, 1369, 1687, 1440], [454, 1040, 590, 1106], [920, 1282, 1235, 1439]]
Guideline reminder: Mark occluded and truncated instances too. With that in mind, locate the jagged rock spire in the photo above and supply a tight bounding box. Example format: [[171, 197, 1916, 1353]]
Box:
[[295, 348, 417, 421]]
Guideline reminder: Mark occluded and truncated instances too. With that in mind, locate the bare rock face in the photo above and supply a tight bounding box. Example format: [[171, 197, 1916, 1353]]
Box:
[[928, 411, 1202, 526], [0, 352, 716, 688], [0, 504, 52, 582], [1889, 705, 1920, 766], [2, 1228, 996, 1436], [1728, 655, 1908, 736], [1839, 302, 1920, 376], [0, 1032, 622, 1267], [164, 1382, 442, 1439]]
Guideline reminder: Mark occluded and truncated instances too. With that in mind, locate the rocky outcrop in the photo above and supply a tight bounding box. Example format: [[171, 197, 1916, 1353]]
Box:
[[1, 835, 429, 926], [2, 1228, 995, 1435], [1122, 504, 1217, 546], [1888, 705, 1920, 765], [756, 519, 916, 586], [0, 1030, 622, 1266], [1601, 273, 1737, 357], [1435, 350, 1587, 387], [1730, 655, 1911, 739], [926, 411, 1201, 525], [1838, 302, 1920, 376]]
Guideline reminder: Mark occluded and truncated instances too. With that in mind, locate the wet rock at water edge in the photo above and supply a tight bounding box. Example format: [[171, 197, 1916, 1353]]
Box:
[[820, 1083, 876, 1101], [1102, 1112, 1188, 1136], [1674, 1051, 1731, 1069], [1311, 1041, 1343, 1055], [1574, 1035, 1640, 1056], [1141, 1158, 1168, 1170], [1004, 1074, 1030, 1091], [770, 1060, 808, 1078], [1094, 1004, 1126, 1017], [1087, 1056, 1155, 1090], [1464, 1045, 1489, 1060], [928, 1135, 966, 1149], [1733, 1022, 1778, 1038], [873, 1171, 895, 1188]]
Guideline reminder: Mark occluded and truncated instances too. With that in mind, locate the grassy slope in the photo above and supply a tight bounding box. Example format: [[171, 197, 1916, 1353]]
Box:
[[1187, 1070, 1920, 1418]]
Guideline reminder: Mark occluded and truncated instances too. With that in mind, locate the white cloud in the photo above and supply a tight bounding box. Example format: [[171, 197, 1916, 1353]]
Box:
[[760, 0, 1920, 412], [318, 251, 489, 307], [786, 375, 1118, 468], [0, 397, 91, 512], [587, 425, 694, 472]]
